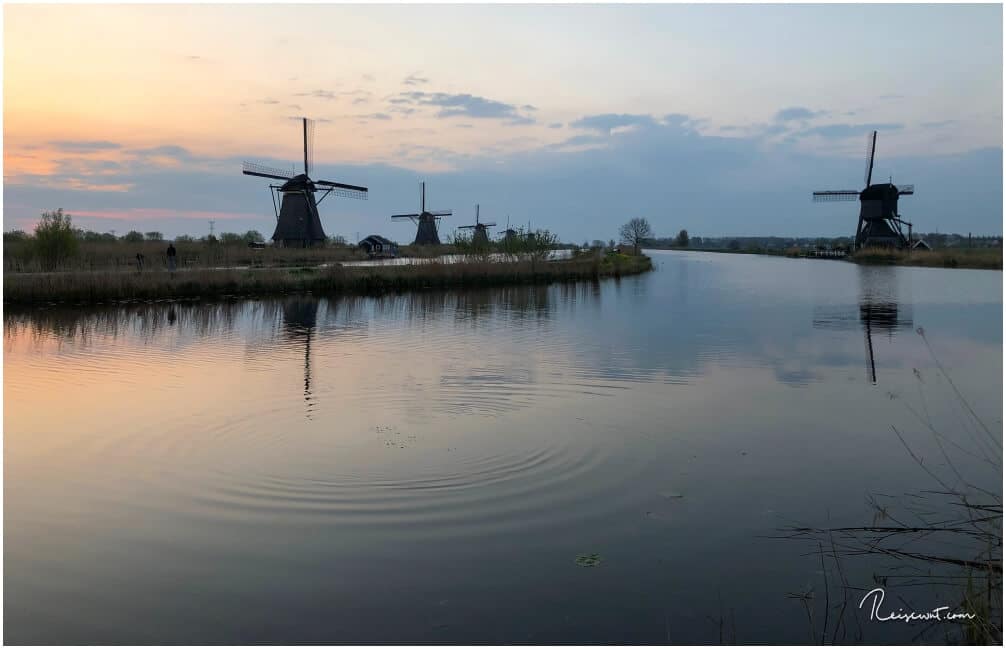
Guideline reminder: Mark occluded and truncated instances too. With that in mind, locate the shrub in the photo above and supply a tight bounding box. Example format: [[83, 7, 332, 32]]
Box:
[[33, 209, 79, 270], [218, 232, 245, 245]]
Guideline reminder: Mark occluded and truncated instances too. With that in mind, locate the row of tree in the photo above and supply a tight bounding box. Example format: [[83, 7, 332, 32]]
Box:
[[617, 218, 689, 253]]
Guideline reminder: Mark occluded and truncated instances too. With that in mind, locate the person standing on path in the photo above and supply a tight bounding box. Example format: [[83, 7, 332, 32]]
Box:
[[166, 242, 177, 272]]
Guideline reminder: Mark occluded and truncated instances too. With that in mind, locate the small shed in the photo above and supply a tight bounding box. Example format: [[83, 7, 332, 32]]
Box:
[[358, 235, 399, 258], [912, 239, 932, 251]]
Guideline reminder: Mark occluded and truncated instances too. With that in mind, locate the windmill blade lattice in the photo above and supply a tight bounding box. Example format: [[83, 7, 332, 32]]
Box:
[[243, 161, 294, 180], [812, 191, 860, 202], [864, 130, 877, 186]]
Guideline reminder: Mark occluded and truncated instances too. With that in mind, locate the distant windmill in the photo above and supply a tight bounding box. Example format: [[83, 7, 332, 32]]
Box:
[[242, 118, 368, 247], [457, 204, 496, 246], [391, 181, 451, 245], [812, 130, 915, 250], [501, 215, 519, 243]]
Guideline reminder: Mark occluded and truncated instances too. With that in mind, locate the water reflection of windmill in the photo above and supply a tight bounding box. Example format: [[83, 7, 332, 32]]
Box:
[[391, 181, 452, 245], [281, 297, 320, 417], [812, 267, 913, 383]]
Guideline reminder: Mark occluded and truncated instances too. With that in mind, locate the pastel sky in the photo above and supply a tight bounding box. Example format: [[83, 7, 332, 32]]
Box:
[[4, 3, 1003, 242]]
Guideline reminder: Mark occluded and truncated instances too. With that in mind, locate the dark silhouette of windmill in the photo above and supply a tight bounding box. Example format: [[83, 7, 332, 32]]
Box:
[[391, 181, 451, 245], [812, 130, 915, 250], [242, 118, 368, 247], [457, 204, 496, 246], [501, 215, 519, 243]]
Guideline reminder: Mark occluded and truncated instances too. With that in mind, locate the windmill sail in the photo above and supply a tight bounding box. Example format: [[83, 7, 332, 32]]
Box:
[[864, 130, 877, 186], [812, 190, 860, 202], [243, 161, 294, 181]]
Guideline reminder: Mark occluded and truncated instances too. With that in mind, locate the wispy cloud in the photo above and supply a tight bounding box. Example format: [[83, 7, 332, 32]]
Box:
[[774, 107, 826, 122], [49, 140, 122, 153], [295, 89, 338, 100], [128, 145, 195, 162], [402, 74, 429, 86], [801, 122, 903, 138], [387, 91, 536, 124], [70, 208, 252, 222], [921, 119, 956, 128], [569, 113, 656, 134]]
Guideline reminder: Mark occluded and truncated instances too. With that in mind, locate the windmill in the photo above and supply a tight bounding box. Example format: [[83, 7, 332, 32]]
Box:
[[391, 181, 451, 245], [501, 215, 519, 243], [242, 118, 368, 247], [457, 204, 496, 246], [812, 130, 915, 250]]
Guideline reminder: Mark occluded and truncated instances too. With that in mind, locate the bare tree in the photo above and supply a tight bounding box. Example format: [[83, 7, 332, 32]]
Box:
[[619, 218, 653, 255]]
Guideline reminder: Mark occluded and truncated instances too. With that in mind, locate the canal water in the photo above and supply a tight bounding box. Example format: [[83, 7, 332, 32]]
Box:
[[4, 250, 1001, 643]]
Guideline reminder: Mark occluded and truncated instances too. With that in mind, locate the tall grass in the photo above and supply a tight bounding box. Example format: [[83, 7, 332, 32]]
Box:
[[779, 327, 1002, 644], [3, 253, 652, 305], [852, 248, 1002, 270], [3, 239, 369, 273]]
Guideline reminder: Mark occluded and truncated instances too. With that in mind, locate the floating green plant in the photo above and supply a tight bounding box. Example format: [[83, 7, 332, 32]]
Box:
[[574, 553, 602, 567]]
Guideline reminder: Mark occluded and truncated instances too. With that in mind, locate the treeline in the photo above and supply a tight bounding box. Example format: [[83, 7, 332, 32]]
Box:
[[3, 209, 369, 273], [644, 233, 1001, 251], [646, 235, 853, 250], [913, 233, 1001, 249]]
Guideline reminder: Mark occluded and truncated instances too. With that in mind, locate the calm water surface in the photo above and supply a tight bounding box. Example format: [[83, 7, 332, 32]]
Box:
[[5, 250, 1002, 643]]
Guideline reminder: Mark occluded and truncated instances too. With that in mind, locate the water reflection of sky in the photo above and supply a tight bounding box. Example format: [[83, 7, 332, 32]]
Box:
[[5, 252, 1002, 408]]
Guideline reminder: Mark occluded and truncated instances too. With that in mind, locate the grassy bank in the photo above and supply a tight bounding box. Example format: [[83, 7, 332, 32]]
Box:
[[3, 238, 372, 272], [649, 246, 1003, 270], [3, 252, 652, 305], [851, 247, 1002, 270]]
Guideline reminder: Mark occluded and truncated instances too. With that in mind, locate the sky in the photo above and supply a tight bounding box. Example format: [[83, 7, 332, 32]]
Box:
[[3, 3, 1003, 243]]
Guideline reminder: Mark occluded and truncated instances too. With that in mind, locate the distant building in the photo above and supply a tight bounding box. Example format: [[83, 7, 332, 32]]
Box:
[[912, 239, 932, 251], [358, 235, 398, 258]]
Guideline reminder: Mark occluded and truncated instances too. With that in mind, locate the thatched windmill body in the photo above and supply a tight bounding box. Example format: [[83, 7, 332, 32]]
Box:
[[391, 182, 451, 245], [812, 131, 915, 250], [458, 204, 496, 246], [242, 118, 368, 247]]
